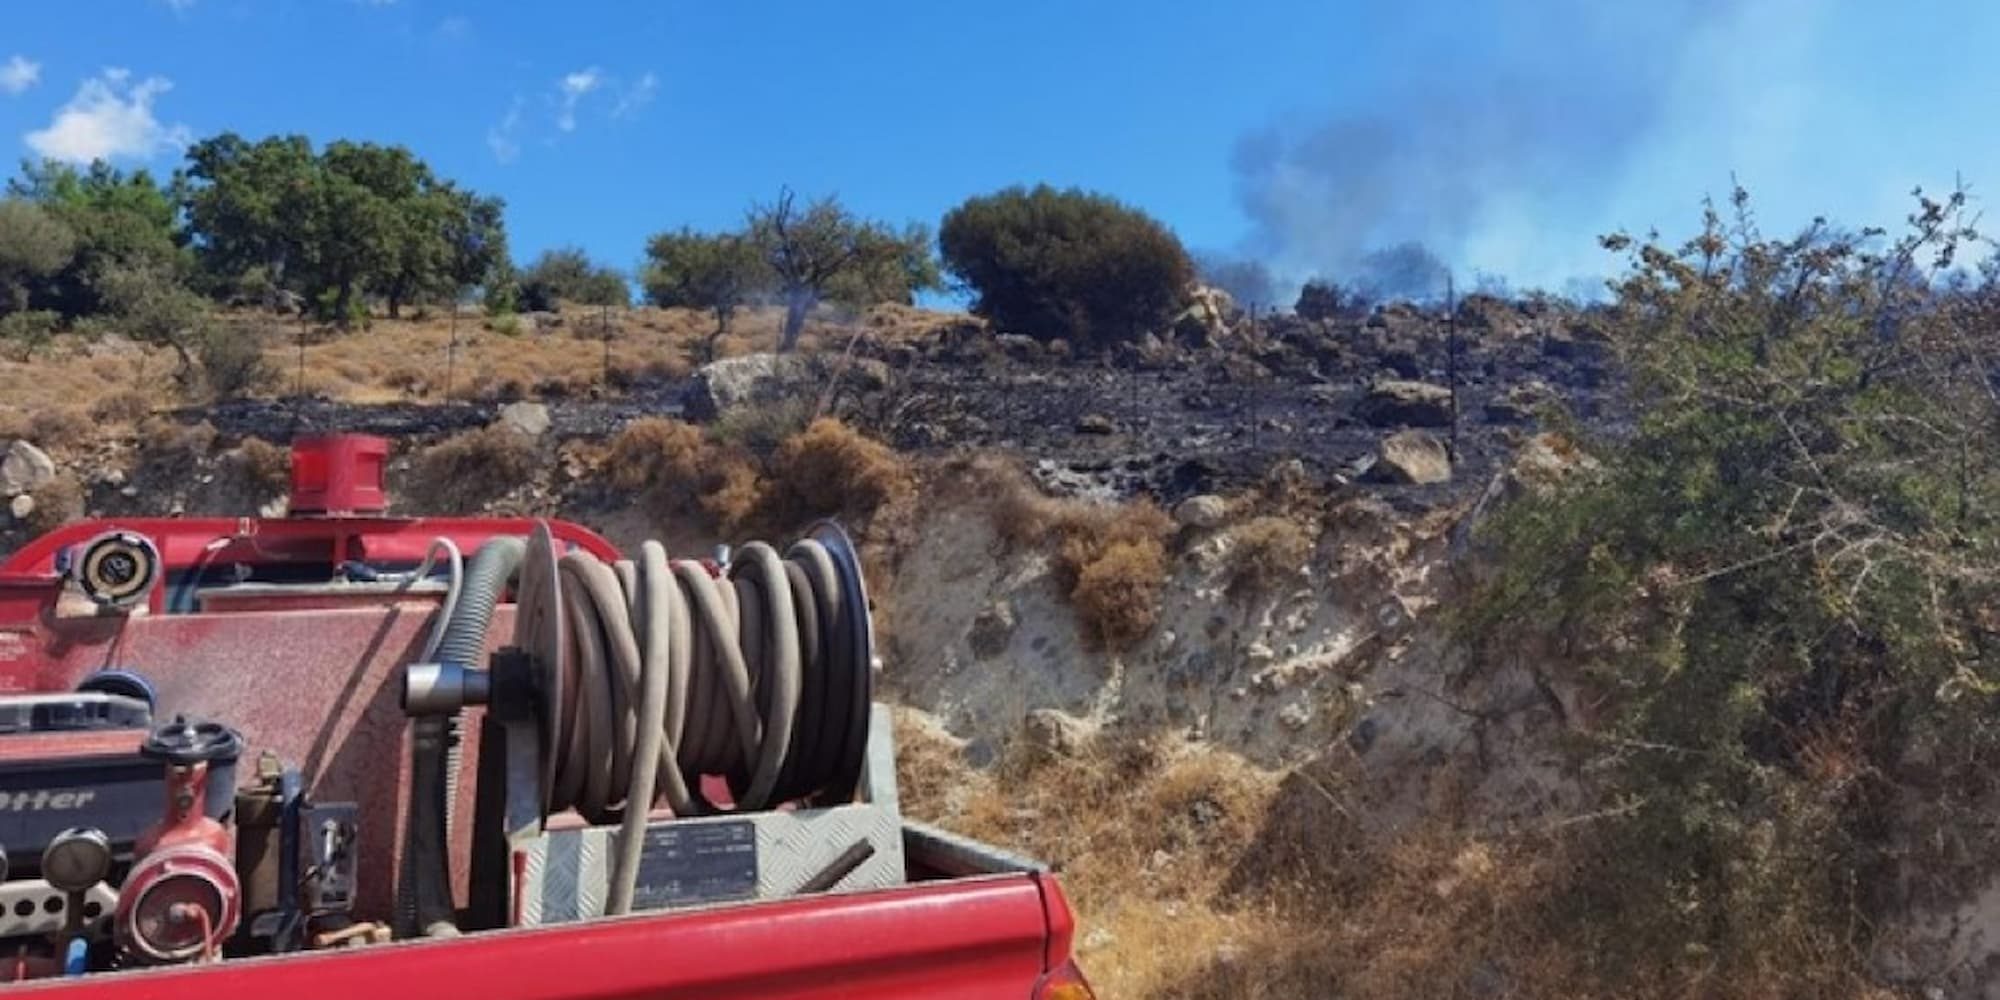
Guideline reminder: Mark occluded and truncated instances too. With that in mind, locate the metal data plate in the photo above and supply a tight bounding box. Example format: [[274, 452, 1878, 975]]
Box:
[[629, 820, 757, 909], [519, 802, 903, 926]]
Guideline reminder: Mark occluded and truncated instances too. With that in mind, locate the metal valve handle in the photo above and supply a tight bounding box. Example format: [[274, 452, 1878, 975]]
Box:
[[141, 716, 244, 766]]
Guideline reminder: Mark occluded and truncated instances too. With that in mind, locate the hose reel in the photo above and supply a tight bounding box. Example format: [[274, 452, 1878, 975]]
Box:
[[403, 520, 889, 932], [513, 520, 874, 823]]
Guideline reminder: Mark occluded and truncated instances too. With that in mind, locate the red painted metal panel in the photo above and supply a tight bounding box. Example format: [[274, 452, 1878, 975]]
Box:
[[13, 876, 1058, 999], [0, 516, 620, 620], [0, 603, 511, 921]]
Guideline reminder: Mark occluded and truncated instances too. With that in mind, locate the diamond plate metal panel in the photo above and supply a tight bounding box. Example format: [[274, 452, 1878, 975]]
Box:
[[515, 705, 907, 926]]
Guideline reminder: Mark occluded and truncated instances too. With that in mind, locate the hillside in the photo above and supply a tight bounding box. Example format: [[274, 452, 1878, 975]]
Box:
[[1, 264, 1995, 1000]]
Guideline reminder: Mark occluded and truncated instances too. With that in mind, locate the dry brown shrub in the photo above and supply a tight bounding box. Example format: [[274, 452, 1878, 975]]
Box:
[[1224, 515, 1315, 591], [604, 417, 763, 533], [382, 365, 431, 397], [473, 370, 532, 402], [1066, 527, 1171, 649], [407, 426, 540, 514], [88, 389, 155, 426], [709, 396, 816, 454], [974, 458, 1173, 649], [0, 410, 28, 442], [754, 418, 913, 534], [28, 407, 94, 451], [23, 475, 85, 535], [231, 437, 292, 503], [137, 418, 216, 472]]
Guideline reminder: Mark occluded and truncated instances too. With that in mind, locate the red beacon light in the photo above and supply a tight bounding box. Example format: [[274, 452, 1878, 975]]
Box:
[[288, 434, 390, 517]]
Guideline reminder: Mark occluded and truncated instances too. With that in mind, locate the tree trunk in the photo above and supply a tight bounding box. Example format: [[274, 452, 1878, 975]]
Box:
[[780, 289, 813, 353], [387, 290, 403, 320], [705, 307, 732, 363], [336, 280, 356, 328]]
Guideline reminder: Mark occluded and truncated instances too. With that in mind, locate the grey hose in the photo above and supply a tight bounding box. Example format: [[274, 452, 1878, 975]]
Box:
[[406, 537, 525, 938]]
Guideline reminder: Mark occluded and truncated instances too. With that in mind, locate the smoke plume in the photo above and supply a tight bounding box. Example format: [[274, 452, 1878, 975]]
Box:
[[1231, 0, 1730, 298]]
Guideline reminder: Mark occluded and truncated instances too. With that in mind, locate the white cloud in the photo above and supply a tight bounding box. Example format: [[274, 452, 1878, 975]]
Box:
[[161, 0, 196, 10], [612, 71, 657, 118], [486, 98, 523, 164], [555, 67, 602, 132], [24, 69, 193, 164], [0, 56, 39, 96], [436, 15, 471, 40]]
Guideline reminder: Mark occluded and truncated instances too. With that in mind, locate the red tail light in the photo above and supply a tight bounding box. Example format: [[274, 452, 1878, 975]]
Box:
[[1033, 959, 1097, 1000]]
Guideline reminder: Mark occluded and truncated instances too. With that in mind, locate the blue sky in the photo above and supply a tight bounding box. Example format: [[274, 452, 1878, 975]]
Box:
[[1, 0, 1996, 296]]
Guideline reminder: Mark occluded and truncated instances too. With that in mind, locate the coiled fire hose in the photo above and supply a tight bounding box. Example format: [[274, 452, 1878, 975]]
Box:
[[404, 522, 873, 932]]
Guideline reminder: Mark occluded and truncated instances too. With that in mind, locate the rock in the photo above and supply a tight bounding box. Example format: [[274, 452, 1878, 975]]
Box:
[[1365, 429, 1452, 485], [1542, 323, 1610, 362], [967, 601, 1017, 659], [1278, 700, 1313, 731], [683, 353, 814, 422], [683, 353, 887, 422], [8, 494, 32, 521], [1074, 414, 1115, 436], [1173, 494, 1228, 529], [496, 401, 551, 438], [1484, 379, 1555, 424], [0, 441, 56, 498], [1022, 709, 1093, 760], [1379, 344, 1425, 379], [994, 334, 1042, 362], [1353, 379, 1454, 428], [1170, 285, 1240, 347]]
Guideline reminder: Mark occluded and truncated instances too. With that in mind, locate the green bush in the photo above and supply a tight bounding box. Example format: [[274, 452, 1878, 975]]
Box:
[[516, 248, 628, 312], [1462, 187, 2000, 989], [0, 310, 61, 361], [939, 184, 1192, 347], [198, 326, 277, 400]]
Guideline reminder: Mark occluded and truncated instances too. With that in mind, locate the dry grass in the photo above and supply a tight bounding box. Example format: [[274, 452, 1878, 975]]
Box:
[[895, 707, 1899, 1000], [983, 459, 1174, 649], [405, 425, 541, 514], [0, 302, 961, 418], [88, 388, 158, 427], [0, 337, 175, 430], [895, 711, 1284, 999], [215, 303, 948, 406]]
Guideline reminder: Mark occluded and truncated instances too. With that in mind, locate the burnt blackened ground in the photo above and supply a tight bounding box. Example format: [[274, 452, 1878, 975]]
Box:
[[852, 306, 1622, 506], [169, 300, 1623, 511]]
